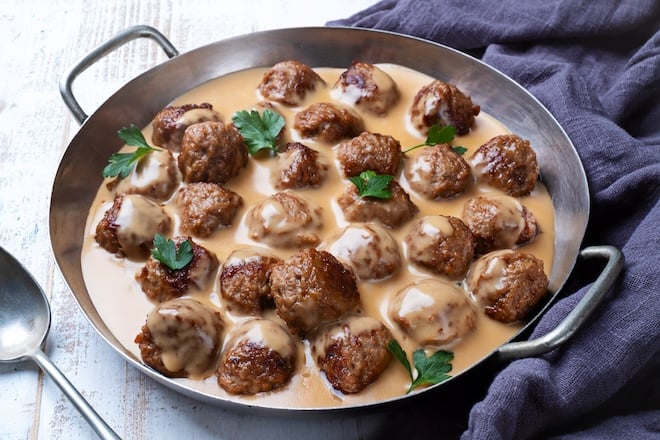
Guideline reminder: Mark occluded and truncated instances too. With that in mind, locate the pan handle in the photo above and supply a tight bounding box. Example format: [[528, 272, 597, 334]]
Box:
[[59, 25, 179, 125], [497, 245, 624, 361]]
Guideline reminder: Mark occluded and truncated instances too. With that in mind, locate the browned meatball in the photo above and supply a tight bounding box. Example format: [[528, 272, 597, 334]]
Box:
[[404, 143, 472, 199], [337, 131, 402, 177], [95, 194, 172, 258], [220, 248, 282, 314], [151, 103, 222, 152], [405, 215, 475, 279], [332, 61, 400, 115], [135, 236, 219, 303], [313, 316, 392, 394], [177, 121, 248, 184], [258, 60, 326, 106], [338, 180, 418, 228], [134, 298, 224, 378], [462, 194, 538, 254], [466, 249, 549, 323], [176, 182, 243, 238], [217, 318, 297, 395], [410, 80, 480, 135], [469, 134, 539, 197], [274, 142, 328, 189], [270, 248, 360, 335], [115, 149, 180, 201], [293, 102, 364, 143]]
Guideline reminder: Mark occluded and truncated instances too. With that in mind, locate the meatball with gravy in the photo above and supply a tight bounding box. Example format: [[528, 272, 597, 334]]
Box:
[[462, 194, 538, 254], [332, 61, 400, 116], [389, 279, 477, 347], [135, 298, 224, 378], [405, 215, 475, 279], [95, 194, 172, 258], [270, 249, 360, 335], [338, 180, 418, 228], [274, 142, 328, 190], [337, 131, 402, 177], [115, 149, 179, 202], [135, 236, 219, 303], [217, 319, 297, 395], [293, 102, 364, 143], [151, 103, 221, 152], [257, 60, 326, 106], [466, 249, 549, 323], [404, 143, 472, 199], [178, 121, 248, 184], [410, 80, 480, 136], [313, 316, 392, 394], [176, 182, 243, 238]]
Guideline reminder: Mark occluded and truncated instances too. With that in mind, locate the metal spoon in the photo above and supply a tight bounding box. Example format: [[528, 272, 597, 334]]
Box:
[[0, 246, 121, 439]]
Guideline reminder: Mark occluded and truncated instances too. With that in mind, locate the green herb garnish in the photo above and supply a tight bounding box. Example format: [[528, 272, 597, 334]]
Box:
[[403, 124, 461, 154], [103, 124, 160, 179], [151, 234, 193, 270], [388, 339, 454, 393], [348, 170, 394, 200], [232, 109, 285, 155], [452, 146, 468, 155]]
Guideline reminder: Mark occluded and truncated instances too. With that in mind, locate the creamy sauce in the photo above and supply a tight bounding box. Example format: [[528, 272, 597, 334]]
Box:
[[81, 64, 555, 409]]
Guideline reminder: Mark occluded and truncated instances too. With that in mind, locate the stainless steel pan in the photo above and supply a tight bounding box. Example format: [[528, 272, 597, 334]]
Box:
[[51, 25, 623, 412]]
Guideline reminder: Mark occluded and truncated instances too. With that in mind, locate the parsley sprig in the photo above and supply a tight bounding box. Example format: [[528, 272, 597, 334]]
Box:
[[348, 170, 394, 200], [232, 109, 285, 156], [151, 234, 193, 270], [403, 124, 466, 155], [103, 125, 161, 179], [388, 339, 454, 393]]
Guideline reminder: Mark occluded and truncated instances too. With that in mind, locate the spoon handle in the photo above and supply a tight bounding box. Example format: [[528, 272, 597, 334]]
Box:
[[31, 349, 122, 440]]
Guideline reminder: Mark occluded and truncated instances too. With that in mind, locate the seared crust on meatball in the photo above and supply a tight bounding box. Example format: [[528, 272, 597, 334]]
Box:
[[462, 195, 538, 254], [270, 249, 360, 335], [404, 143, 472, 199], [337, 132, 402, 177], [314, 316, 392, 394], [275, 142, 328, 189], [151, 103, 221, 152], [405, 215, 475, 279], [217, 319, 297, 395], [178, 121, 248, 184], [333, 61, 400, 116], [466, 250, 549, 323], [469, 134, 539, 197], [294, 102, 364, 143], [338, 180, 418, 228], [176, 182, 243, 238], [136, 236, 219, 303], [410, 80, 480, 135], [258, 60, 326, 106], [220, 248, 281, 314]]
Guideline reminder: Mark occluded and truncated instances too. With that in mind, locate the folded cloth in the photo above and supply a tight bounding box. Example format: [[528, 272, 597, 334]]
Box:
[[329, 2, 660, 439]]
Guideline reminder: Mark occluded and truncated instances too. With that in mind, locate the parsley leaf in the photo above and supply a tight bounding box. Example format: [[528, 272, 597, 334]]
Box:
[[232, 109, 285, 155], [388, 339, 454, 393], [348, 170, 394, 199], [403, 124, 458, 154], [151, 234, 194, 270], [103, 125, 160, 179], [452, 146, 468, 155]]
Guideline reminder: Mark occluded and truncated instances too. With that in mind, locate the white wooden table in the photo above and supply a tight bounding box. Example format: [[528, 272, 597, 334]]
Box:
[[0, 2, 494, 438]]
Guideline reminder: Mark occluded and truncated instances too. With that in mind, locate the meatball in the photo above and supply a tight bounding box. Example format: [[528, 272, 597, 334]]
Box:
[[404, 143, 472, 199], [324, 223, 401, 280], [410, 80, 480, 135], [177, 121, 248, 184], [337, 131, 402, 177], [134, 298, 224, 378], [270, 248, 360, 335], [95, 194, 172, 258], [274, 142, 328, 190], [217, 318, 297, 395], [405, 215, 475, 279], [462, 194, 538, 254], [151, 103, 222, 152], [332, 61, 400, 116], [246, 191, 323, 248], [338, 180, 418, 228], [313, 316, 392, 394], [257, 60, 326, 106], [389, 279, 477, 347], [293, 102, 364, 143], [176, 182, 243, 238], [466, 249, 549, 323], [469, 134, 539, 197], [220, 247, 282, 314], [115, 149, 180, 201], [135, 236, 219, 303]]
